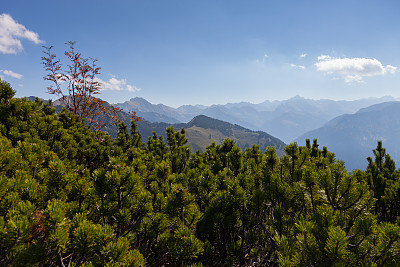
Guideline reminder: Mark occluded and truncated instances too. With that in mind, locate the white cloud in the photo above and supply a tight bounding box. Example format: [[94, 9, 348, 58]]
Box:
[[96, 76, 141, 92], [317, 54, 331, 61], [386, 65, 397, 74], [0, 13, 43, 54], [126, 84, 141, 92], [315, 55, 397, 83], [290, 63, 305, 70], [299, 53, 307, 58], [1, 69, 23, 79], [256, 53, 269, 63], [263, 53, 269, 62]]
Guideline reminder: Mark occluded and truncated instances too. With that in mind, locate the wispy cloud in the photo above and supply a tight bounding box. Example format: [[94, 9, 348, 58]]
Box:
[[256, 53, 269, 64], [96, 76, 141, 92], [315, 55, 397, 83], [299, 53, 307, 58], [0, 13, 43, 54], [317, 55, 331, 61], [1, 69, 23, 79], [290, 63, 305, 70]]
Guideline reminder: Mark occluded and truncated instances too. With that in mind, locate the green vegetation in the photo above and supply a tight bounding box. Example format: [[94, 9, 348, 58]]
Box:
[[135, 115, 286, 154], [2, 78, 400, 266]]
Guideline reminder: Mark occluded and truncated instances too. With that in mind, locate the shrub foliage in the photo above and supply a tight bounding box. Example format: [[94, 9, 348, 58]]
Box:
[[2, 78, 400, 266]]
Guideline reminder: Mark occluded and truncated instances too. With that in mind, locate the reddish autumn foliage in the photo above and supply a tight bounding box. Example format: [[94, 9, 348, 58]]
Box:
[[42, 41, 140, 132]]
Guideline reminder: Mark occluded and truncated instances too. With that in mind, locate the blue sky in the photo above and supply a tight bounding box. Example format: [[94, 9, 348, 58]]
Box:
[[1, 0, 400, 107]]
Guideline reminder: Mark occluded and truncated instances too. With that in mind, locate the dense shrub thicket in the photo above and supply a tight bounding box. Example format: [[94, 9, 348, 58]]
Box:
[[1, 78, 400, 266]]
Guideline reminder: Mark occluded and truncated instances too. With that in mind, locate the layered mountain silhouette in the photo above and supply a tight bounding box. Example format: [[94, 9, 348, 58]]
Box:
[[29, 95, 400, 171], [136, 115, 286, 154], [296, 101, 400, 170], [41, 96, 285, 154], [119, 96, 395, 143]]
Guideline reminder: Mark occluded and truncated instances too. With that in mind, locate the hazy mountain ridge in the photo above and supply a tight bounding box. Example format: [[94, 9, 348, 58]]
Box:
[[137, 115, 285, 153], [30, 95, 400, 169], [118, 97, 196, 122], [118, 96, 396, 143], [38, 96, 285, 154], [296, 101, 400, 170]]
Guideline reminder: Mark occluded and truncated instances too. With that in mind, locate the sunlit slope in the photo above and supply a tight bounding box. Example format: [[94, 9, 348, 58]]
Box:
[[137, 115, 285, 153]]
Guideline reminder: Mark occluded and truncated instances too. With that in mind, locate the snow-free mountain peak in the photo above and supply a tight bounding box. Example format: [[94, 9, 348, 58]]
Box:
[[117, 96, 396, 143]]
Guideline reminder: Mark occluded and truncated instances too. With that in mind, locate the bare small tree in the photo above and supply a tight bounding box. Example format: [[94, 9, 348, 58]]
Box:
[[42, 41, 139, 131]]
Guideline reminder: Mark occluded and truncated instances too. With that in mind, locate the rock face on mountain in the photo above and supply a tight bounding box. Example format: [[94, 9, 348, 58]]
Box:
[[296, 101, 400, 170], [118, 96, 395, 143], [137, 115, 286, 154]]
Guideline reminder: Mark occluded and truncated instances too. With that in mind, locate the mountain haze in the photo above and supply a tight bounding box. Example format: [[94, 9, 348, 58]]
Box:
[[296, 101, 400, 170], [118, 97, 202, 123], [36, 95, 400, 170], [137, 115, 285, 154], [119, 96, 396, 143], [42, 96, 285, 153]]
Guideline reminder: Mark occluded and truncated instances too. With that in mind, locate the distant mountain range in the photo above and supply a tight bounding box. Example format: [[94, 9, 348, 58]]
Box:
[[136, 115, 286, 154], [29, 95, 285, 154], [118, 96, 396, 143], [296, 101, 400, 170], [28, 95, 400, 171]]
